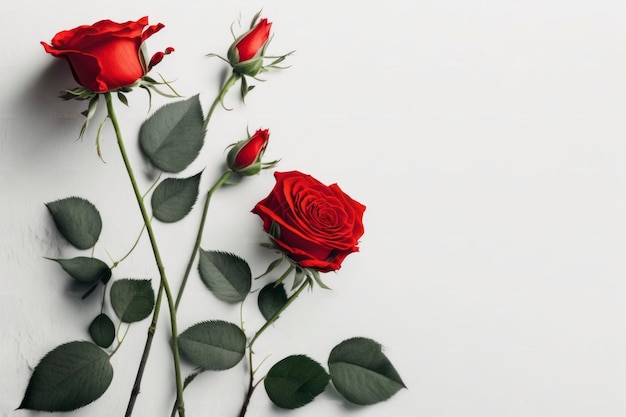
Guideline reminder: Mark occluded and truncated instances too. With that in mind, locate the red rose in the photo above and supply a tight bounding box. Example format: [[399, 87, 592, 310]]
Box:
[[235, 18, 272, 62], [41, 17, 170, 93], [252, 171, 366, 272]]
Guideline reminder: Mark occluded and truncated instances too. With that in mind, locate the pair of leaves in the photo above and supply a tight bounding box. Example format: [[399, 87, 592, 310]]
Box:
[[264, 338, 405, 409], [89, 280, 155, 349], [89, 279, 155, 348], [140, 95, 205, 223], [20, 280, 156, 411], [198, 250, 287, 319]]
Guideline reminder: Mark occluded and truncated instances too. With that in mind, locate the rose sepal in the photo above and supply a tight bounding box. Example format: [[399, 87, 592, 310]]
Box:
[[258, 248, 332, 291]]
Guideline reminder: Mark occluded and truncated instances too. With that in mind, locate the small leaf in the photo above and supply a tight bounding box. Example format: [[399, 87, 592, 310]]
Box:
[[46, 197, 102, 249], [117, 91, 129, 106], [258, 282, 287, 321], [198, 250, 251, 303], [255, 257, 283, 279], [292, 267, 306, 290], [328, 337, 405, 405], [19, 341, 113, 411], [264, 355, 330, 409], [49, 257, 111, 284], [139, 95, 205, 172], [110, 279, 155, 323], [88, 314, 115, 348], [151, 172, 202, 223], [178, 321, 246, 370]]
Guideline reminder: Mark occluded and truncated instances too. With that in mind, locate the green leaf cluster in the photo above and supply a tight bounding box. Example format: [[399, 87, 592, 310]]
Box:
[[262, 337, 405, 410]]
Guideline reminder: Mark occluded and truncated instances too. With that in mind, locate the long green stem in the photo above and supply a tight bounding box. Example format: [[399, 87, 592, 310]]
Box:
[[173, 72, 239, 309], [104, 93, 185, 417], [175, 170, 233, 310]]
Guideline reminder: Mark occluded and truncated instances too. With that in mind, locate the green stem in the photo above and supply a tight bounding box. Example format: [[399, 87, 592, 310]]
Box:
[[104, 93, 185, 417], [249, 278, 309, 350], [175, 170, 233, 310], [239, 278, 310, 417], [204, 72, 240, 129]]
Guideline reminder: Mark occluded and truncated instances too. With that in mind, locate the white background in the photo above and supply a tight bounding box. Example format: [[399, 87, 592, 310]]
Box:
[[2, 0, 626, 416]]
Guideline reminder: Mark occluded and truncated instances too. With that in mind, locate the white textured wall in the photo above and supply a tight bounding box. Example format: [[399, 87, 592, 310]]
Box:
[[3, 0, 626, 416]]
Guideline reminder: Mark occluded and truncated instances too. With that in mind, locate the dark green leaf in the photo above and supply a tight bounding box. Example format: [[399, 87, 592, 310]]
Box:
[[88, 314, 115, 348], [19, 341, 113, 411], [258, 282, 287, 321], [46, 197, 102, 249], [178, 321, 246, 370], [110, 279, 154, 323], [198, 250, 251, 303], [264, 355, 329, 409], [117, 91, 128, 106], [255, 257, 283, 279], [49, 257, 111, 284], [328, 337, 405, 405], [151, 172, 201, 223], [139, 95, 205, 172]]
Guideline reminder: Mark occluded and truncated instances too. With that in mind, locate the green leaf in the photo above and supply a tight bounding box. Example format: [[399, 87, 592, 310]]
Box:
[[139, 95, 205, 172], [258, 282, 287, 321], [151, 172, 201, 223], [328, 337, 406, 405], [46, 197, 102, 249], [178, 321, 246, 370], [198, 250, 251, 303], [88, 314, 115, 348], [110, 279, 155, 323], [117, 91, 129, 106], [49, 257, 111, 284], [19, 341, 113, 411], [264, 355, 330, 409]]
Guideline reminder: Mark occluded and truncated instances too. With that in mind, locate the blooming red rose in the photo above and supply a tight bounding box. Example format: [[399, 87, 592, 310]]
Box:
[[41, 17, 170, 93], [227, 128, 270, 175], [252, 171, 365, 272]]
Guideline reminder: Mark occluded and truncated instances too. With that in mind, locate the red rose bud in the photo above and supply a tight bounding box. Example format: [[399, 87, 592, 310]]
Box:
[[227, 129, 275, 175], [41, 17, 167, 93], [236, 18, 271, 62], [227, 18, 272, 77], [148, 46, 174, 70]]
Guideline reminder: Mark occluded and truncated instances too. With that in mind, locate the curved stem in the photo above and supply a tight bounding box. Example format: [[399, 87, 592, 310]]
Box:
[[204, 72, 240, 129], [175, 170, 233, 310], [249, 278, 309, 350], [239, 278, 310, 417], [103, 93, 185, 417]]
